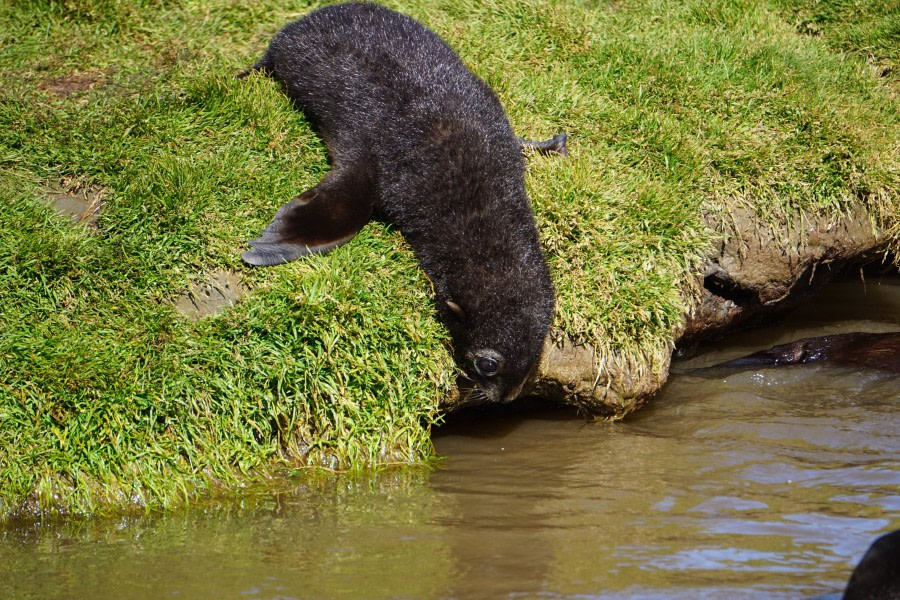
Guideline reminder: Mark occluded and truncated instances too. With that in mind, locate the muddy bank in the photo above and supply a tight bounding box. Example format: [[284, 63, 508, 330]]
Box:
[[681, 205, 890, 346], [480, 206, 898, 418]]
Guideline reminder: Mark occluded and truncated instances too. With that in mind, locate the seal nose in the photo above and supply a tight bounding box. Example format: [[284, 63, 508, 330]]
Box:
[[502, 380, 527, 403], [502, 361, 541, 403]]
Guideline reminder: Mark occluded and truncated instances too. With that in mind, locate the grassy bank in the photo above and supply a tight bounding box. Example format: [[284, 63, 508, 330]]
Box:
[[1, 0, 897, 516]]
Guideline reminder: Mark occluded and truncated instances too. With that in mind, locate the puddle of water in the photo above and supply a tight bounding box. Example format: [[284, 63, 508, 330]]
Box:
[[1, 276, 898, 599], [44, 177, 106, 226], [175, 269, 248, 319]]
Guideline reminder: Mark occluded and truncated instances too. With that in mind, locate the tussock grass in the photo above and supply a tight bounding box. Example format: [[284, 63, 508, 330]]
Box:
[[1, 0, 897, 516]]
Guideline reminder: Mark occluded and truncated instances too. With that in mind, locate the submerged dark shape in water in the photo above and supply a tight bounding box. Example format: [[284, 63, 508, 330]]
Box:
[[843, 529, 900, 600], [712, 332, 900, 372], [238, 3, 560, 402]]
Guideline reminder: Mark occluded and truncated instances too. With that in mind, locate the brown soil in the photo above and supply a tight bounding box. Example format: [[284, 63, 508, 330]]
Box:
[[39, 72, 104, 97]]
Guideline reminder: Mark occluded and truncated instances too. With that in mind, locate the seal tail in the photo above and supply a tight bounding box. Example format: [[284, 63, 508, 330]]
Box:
[[236, 56, 274, 80], [519, 132, 567, 156], [242, 167, 374, 266]]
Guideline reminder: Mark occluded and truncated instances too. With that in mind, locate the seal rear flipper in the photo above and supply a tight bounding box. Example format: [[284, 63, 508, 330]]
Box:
[[242, 170, 374, 266], [236, 55, 274, 80], [519, 132, 567, 156]]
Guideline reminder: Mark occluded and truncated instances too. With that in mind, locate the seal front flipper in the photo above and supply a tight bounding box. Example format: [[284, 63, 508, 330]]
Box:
[[242, 167, 374, 266], [519, 132, 567, 156]]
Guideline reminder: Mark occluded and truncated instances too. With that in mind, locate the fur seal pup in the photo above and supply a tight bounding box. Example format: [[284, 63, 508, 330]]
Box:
[[239, 3, 556, 403]]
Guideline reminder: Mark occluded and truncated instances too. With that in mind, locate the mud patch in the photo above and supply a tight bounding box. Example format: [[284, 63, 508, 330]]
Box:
[[176, 270, 248, 320], [44, 177, 106, 226], [39, 72, 104, 97]]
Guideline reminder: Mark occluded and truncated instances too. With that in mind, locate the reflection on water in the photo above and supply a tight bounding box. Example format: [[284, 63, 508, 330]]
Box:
[[1, 278, 898, 599]]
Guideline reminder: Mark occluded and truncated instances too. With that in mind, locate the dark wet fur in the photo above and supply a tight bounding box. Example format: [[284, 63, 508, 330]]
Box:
[[240, 3, 556, 402], [712, 331, 900, 372], [843, 529, 900, 600]]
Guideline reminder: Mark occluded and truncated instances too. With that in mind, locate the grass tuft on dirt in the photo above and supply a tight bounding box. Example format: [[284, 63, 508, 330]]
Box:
[[1, 0, 897, 516]]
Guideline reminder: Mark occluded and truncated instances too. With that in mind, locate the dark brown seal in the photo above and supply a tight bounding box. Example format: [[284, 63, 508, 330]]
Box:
[[239, 3, 558, 402], [712, 331, 900, 372]]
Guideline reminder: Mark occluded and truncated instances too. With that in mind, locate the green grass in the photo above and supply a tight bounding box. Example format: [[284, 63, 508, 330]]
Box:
[[1, 0, 897, 517], [771, 0, 898, 68]]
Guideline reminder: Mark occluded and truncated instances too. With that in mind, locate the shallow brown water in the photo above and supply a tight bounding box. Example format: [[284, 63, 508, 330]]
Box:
[[1, 278, 898, 599]]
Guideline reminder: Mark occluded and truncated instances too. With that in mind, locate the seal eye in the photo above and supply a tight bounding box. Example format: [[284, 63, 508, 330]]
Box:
[[475, 356, 499, 377]]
